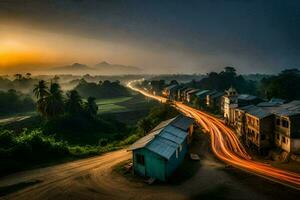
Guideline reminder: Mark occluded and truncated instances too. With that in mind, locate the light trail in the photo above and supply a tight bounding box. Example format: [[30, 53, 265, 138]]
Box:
[[127, 80, 300, 189]]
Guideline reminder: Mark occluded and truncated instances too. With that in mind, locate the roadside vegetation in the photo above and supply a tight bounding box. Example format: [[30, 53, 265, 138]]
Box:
[[0, 78, 178, 175], [0, 89, 35, 116]]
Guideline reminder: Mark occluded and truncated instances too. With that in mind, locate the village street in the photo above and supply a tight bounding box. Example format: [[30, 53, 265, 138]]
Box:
[[0, 133, 299, 200]]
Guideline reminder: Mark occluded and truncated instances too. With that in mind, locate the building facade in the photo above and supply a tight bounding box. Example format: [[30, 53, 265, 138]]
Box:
[[129, 115, 194, 181]]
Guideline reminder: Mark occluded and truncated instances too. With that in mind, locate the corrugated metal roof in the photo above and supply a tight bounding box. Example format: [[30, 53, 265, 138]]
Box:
[[238, 94, 257, 101], [164, 84, 178, 91], [128, 129, 160, 150], [210, 92, 224, 98], [159, 127, 187, 144], [146, 137, 178, 160], [171, 115, 194, 131], [128, 115, 194, 159], [151, 117, 176, 132], [269, 100, 300, 116], [195, 90, 210, 98], [246, 106, 272, 119]]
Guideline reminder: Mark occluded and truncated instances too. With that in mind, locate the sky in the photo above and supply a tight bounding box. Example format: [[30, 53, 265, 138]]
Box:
[[0, 0, 300, 74]]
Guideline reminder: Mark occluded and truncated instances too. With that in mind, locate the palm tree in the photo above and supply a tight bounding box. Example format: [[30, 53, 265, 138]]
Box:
[[43, 83, 64, 119], [33, 80, 49, 117], [85, 96, 98, 117], [66, 90, 83, 115], [33, 80, 49, 99]]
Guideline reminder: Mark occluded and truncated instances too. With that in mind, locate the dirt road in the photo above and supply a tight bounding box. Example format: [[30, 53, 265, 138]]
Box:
[[1, 135, 300, 200]]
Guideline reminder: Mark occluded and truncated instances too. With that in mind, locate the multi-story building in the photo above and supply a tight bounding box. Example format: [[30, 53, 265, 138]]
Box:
[[186, 89, 200, 103], [162, 84, 179, 100], [244, 106, 274, 153], [223, 87, 238, 125], [234, 105, 256, 138], [206, 91, 224, 110], [269, 101, 300, 153]]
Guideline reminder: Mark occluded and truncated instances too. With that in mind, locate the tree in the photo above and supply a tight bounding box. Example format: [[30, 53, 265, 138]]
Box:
[[43, 83, 64, 120], [85, 97, 98, 117], [33, 80, 49, 99], [170, 80, 179, 85], [33, 80, 49, 117], [66, 90, 83, 115], [14, 74, 23, 80], [137, 118, 153, 135], [25, 73, 31, 79]]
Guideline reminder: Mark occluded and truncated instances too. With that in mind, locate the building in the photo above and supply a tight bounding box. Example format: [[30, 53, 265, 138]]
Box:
[[128, 115, 195, 181], [244, 106, 274, 153], [162, 84, 179, 100], [267, 101, 300, 153], [206, 91, 224, 110], [234, 105, 257, 138], [234, 100, 300, 154], [177, 86, 188, 101], [181, 88, 195, 102], [238, 94, 262, 107], [223, 87, 239, 125], [194, 90, 211, 103], [186, 89, 200, 103]]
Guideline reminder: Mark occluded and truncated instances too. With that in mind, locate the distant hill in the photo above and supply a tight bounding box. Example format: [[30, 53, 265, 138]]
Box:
[[94, 61, 142, 74], [49, 61, 142, 75]]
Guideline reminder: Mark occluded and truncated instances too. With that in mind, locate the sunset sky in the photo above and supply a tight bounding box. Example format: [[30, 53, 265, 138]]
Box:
[[0, 0, 300, 74]]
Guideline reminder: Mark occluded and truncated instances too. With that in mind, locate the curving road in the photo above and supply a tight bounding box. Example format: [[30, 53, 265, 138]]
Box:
[[128, 80, 300, 189]]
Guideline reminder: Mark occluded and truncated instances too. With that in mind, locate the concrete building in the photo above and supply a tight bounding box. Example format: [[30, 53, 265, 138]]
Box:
[[129, 115, 194, 181], [186, 89, 200, 103], [223, 87, 239, 125], [244, 106, 274, 153], [267, 101, 300, 153], [206, 91, 224, 110], [162, 84, 179, 100]]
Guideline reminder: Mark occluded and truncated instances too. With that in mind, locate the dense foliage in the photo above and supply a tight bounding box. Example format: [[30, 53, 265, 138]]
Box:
[[186, 67, 257, 94], [259, 69, 300, 100], [136, 103, 179, 135], [75, 79, 131, 99], [0, 74, 38, 94], [0, 89, 35, 116]]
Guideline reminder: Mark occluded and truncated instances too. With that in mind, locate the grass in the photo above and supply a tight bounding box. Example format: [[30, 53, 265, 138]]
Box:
[[96, 97, 133, 105], [96, 97, 132, 113], [0, 179, 42, 197]]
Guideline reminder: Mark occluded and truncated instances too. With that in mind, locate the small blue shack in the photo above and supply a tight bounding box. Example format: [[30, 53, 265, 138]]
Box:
[[128, 115, 194, 181]]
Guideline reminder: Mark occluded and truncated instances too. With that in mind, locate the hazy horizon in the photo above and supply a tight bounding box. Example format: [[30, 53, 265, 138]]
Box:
[[1, 0, 300, 75]]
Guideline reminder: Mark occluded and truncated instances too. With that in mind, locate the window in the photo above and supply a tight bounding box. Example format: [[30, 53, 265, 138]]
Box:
[[276, 118, 280, 126], [282, 119, 289, 128], [136, 154, 145, 166], [282, 136, 286, 144]]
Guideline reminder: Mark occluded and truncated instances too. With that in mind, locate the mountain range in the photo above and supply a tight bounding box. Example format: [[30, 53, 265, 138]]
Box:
[[50, 62, 142, 75]]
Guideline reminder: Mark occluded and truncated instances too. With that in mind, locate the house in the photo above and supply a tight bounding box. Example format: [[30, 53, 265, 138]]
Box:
[[182, 88, 195, 102], [128, 115, 195, 181], [162, 84, 179, 100], [268, 101, 300, 153], [223, 87, 239, 125], [244, 106, 274, 153], [193, 90, 211, 107], [206, 91, 224, 110], [186, 89, 200, 103], [238, 94, 262, 107], [234, 105, 257, 138], [177, 86, 188, 101]]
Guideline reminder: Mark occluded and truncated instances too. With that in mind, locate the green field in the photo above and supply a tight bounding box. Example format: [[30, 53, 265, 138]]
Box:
[[96, 97, 132, 113], [97, 94, 159, 124]]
